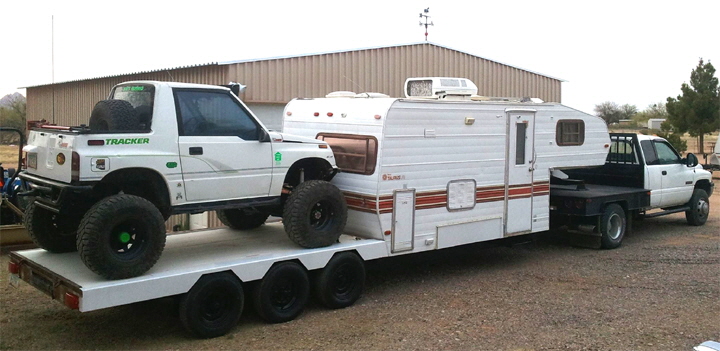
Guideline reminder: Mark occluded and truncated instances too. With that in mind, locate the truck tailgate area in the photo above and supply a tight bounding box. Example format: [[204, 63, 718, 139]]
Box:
[[10, 223, 387, 312]]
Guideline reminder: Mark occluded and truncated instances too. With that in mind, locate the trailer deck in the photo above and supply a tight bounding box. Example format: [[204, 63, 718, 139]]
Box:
[[10, 223, 387, 312]]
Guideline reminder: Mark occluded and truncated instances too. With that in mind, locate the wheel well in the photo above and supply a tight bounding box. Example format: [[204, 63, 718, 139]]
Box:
[[695, 180, 713, 197], [93, 168, 172, 219], [283, 158, 336, 187]]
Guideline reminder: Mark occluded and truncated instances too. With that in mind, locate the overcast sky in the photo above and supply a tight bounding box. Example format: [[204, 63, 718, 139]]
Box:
[[1, 0, 718, 115]]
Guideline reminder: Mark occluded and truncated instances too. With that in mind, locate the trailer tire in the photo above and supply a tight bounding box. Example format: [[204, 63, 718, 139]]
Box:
[[89, 99, 140, 131], [252, 262, 310, 323], [216, 208, 269, 230], [77, 194, 166, 279], [314, 251, 365, 309], [24, 202, 78, 253], [685, 189, 710, 226], [283, 180, 347, 248], [179, 272, 244, 338], [599, 203, 626, 249]]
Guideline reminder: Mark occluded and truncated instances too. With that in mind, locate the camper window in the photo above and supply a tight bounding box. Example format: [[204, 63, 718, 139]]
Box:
[[556, 120, 585, 146], [317, 133, 378, 175]]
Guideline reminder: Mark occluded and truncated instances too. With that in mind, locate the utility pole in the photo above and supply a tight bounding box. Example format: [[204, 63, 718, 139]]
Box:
[[419, 8, 434, 41]]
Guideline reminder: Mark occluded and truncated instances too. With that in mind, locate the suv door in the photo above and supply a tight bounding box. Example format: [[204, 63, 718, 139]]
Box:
[[641, 140, 694, 208], [175, 89, 273, 202]]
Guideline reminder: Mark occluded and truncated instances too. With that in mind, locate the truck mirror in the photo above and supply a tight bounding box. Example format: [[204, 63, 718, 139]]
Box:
[[686, 153, 698, 167], [258, 128, 271, 142]]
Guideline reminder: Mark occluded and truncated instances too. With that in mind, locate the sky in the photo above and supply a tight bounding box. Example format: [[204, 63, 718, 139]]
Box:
[[1, 0, 718, 115]]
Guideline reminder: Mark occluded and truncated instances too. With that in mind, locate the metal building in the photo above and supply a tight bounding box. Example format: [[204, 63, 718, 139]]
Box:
[[22, 42, 564, 230]]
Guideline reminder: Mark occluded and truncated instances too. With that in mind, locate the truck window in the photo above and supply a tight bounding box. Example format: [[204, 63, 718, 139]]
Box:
[[316, 133, 378, 175], [110, 84, 155, 130], [654, 141, 681, 164], [174, 89, 259, 140], [607, 140, 637, 164], [640, 140, 658, 165], [556, 120, 585, 146]]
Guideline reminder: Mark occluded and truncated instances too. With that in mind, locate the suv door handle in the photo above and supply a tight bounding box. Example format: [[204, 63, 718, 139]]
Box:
[[189, 147, 203, 155], [662, 170, 667, 175]]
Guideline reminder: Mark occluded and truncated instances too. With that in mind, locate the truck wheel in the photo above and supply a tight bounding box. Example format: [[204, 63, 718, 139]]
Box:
[[283, 180, 347, 248], [314, 251, 365, 309], [89, 100, 140, 131], [77, 194, 166, 279], [216, 208, 269, 230], [599, 203, 626, 249], [252, 262, 310, 323], [24, 202, 78, 253], [179, 272, 244, 338], [685, 189, 710, 226]]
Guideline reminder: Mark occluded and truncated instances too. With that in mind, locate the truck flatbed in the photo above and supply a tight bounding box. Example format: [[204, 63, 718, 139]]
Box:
[[10, 223, 387, 312], [550, 183, 651, 216]]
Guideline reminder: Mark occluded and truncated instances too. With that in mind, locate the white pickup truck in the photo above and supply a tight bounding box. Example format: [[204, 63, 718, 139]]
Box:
[[19, 81, 347, 279]]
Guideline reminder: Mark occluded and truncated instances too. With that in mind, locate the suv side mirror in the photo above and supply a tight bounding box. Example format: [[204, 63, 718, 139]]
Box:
[[685, 153, 699, 167], [258, 128, 271, 142]]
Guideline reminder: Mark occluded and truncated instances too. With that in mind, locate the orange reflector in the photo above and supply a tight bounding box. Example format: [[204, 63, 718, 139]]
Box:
[[8, 261, 19, 274], [327, 112, 333, 117], [56, 153, 66, 165], [604, 144, 610, 148], [64, 292, 80, 310], [313, 112, 320, 117], [319, 144, 328, 149], [384, 230, 391, 236], [374, 115, 382, 120]]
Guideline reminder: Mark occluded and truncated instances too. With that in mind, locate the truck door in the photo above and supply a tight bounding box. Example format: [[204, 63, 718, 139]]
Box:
[[641, 139, 694, 207], [175, 89, 273, 202], [505, 110, 536, 235]]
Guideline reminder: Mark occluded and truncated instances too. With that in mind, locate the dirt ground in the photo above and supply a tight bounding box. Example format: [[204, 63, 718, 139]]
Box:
[[1, 191, 718, 350]]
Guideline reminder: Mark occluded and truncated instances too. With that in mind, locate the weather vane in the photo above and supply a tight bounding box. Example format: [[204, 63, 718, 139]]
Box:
[[419, 8, 434, 41]]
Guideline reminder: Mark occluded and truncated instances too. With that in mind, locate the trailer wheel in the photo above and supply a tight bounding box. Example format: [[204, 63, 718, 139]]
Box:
[[599, 203, 626, 249], [283, 180, 347, 248], [252, 261, 310, 323], [179, 272, 244, 338], [685, 189, 710, 226], [77, 194, 166, 279], [216, 208, 269, 230], [89, 100, 140, 132], [314, 251, 365, 309], [24, 202, 78, 253]]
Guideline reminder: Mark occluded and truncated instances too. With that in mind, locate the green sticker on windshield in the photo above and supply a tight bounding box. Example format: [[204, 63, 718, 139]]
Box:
[[122, 86, 145, 92]]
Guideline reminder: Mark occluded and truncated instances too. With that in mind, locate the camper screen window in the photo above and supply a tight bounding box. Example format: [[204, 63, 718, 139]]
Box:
[[316, 133, 378, 175], [556, 120, 585, 146]]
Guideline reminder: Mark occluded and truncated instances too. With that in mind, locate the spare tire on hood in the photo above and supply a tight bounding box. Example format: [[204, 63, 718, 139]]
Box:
[[89, 100, 140, 131]]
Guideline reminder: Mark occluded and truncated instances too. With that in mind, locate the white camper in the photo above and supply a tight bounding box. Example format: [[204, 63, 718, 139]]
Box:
[[282, 79, 610, 254]]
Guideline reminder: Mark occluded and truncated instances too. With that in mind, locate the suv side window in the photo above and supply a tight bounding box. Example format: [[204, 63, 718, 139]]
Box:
[[641, 140, 658, 165], [654, 141, 681, 164], [174, 89, 260, 140]]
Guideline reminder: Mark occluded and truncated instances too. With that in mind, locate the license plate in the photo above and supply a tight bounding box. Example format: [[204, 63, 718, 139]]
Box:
[[27, 153, 37, 169]]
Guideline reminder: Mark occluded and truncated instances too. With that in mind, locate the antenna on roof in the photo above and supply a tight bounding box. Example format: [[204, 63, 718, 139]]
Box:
[[418, 8, 434, 41]]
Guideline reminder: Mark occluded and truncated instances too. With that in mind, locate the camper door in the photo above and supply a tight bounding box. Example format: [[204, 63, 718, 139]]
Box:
[[505, 110, 536, 235]]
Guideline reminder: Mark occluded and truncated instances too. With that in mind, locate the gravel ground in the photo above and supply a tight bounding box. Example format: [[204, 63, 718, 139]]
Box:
[[1, 192, 718, 350]]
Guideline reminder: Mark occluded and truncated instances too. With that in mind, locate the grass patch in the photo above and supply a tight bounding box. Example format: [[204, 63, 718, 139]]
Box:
[[0, 145, 21, 169]]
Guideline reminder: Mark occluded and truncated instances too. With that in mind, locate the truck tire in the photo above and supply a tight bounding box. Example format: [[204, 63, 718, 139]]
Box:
[[24, 202, 78, 253], [283, 180, 347, 248], [314, 251, 365, 309], [77, 194, 166, 279], [599, 203, 626, 249], [89, 100, 140, 131], [252, 261, 310, 323], [216, 208, 269, 230], [179, 272, 244, 338], [685, 189, 710, 226]]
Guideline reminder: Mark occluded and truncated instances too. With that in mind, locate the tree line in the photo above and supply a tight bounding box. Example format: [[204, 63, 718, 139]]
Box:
[[0, 96, 26, 144], [594, 59, 720, 154]]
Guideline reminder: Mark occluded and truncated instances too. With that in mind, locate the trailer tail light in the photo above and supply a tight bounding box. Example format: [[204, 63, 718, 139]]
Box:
[[313, 112, 320, 117], [64, 292, 80, 310], [286, 111, 292, 116], [327, 112, 333, 117], [374, 115, 382, 120], [71, 152, 80, 182], [384, 230, 391, 236], [87, 140, 105, 146], [8, 261, 19, 275]]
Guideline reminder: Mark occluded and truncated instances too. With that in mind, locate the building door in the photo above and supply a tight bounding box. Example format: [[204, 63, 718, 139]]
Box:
[[505, 110, 536, 235]]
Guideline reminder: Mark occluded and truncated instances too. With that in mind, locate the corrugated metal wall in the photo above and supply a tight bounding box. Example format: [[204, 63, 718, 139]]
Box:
[[228, 43, 561, 103]]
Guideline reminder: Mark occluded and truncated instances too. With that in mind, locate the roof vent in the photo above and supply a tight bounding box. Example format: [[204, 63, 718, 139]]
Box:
[[404, 77, 478, 98], [326, 91, 356, 98]]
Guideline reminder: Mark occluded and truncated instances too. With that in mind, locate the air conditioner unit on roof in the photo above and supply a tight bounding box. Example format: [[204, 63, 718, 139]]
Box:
[[404, 77, 478, 98]]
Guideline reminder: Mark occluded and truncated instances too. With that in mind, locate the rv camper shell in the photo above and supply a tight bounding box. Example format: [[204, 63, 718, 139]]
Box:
[[282, 95, 610, 254]]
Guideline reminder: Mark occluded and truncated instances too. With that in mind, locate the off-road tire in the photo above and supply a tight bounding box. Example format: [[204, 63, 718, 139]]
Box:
[[179, 272, 245, 338], [24, 201, 78, 253], [252, 262, 310, 323], [314, 251, 366, 309], [216, 208, 269, 230], [77, 194, 166, 279], [89, 99, 140, 131], [685, 189, 710, 226], [282, 180, 347, 248], [599, 203, 626, 249]]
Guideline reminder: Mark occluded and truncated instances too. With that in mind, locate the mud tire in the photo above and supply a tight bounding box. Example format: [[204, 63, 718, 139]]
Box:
[[89, 99, 140, 131], [282, 180, 347, 248], [25, 202, 78, 253]]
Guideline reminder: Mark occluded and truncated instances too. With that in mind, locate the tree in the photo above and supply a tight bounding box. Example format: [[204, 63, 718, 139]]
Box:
[[666, 59, 720, 154], [594, 101, 637, 125], [632, 102, 669, 127], [0, 95, 26, 144], [619, 104, 638, 120]]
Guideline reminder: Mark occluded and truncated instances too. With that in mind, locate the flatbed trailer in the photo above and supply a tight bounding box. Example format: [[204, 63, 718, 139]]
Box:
[[9, 223, 387, 337]]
